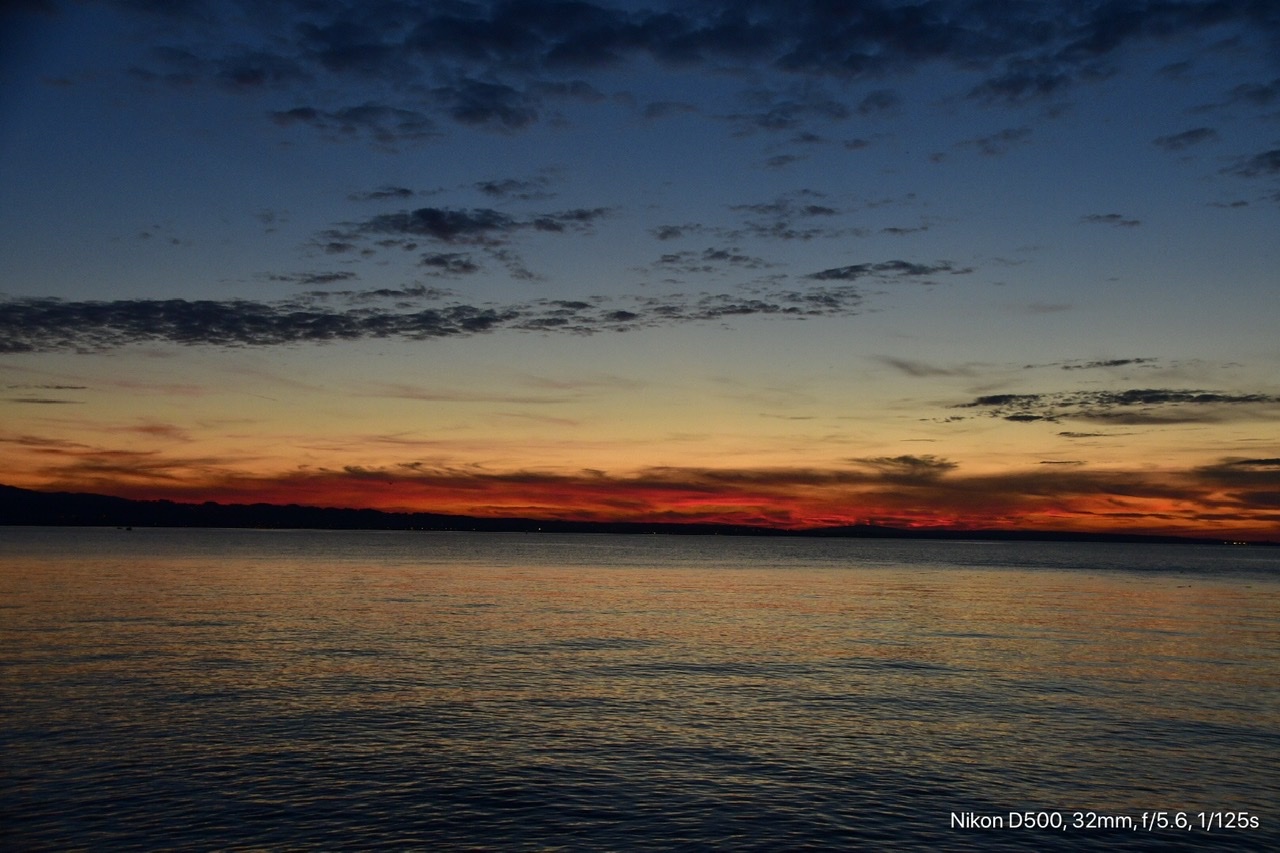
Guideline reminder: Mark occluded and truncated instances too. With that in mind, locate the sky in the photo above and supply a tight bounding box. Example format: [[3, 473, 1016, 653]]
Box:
[[1, 0, 1279, 538]]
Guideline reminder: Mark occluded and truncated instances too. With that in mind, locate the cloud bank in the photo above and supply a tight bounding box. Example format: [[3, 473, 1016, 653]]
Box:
[[81, 0, 1280, 141], [0, 281, 871, 353]]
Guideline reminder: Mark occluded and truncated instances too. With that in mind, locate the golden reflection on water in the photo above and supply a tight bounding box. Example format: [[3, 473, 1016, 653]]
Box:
[[3, 529, 1278, 844]]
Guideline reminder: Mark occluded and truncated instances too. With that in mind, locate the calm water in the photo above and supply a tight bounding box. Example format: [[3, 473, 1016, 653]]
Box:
[[2, 528, 1278, 851]]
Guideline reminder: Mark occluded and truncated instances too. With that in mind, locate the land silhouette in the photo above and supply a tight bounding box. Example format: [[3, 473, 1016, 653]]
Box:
[[3, 484, 1271, 545]]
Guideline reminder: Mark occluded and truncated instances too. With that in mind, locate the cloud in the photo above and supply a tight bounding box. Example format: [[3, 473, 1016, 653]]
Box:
[[1080, 213, 1141, 227], [857, 89, 900, 115], [806, 260, 972, 281], [0, 280, 870, 353], [877, 357, 977, 378], [431, 77, 538, 130], [267, 271, 359, 286], [347, 186, 417, 201], [650, 223, 705, 241], [763, 153, 804, 169], [57, 453, 1279, 536], [474, 176, 555, 200], [722, 85, 855, 135], [959, 126, 1032, 156], [852, 455, 958, 482], [720, 192, 870, 241], [270, 103, 438, 144], [1224, 148, 1280, 178], [5, 397, 83, 404], [101, 0, 1279, 145], [731, 194, 839, 218], [955, 388, 1280, 424], [1052, 357, 1157, 370], [329, 205, 612, 253], [419, 252, 482, 276], [648, 246, 773, 276], [1152, 127, 1217, 151]]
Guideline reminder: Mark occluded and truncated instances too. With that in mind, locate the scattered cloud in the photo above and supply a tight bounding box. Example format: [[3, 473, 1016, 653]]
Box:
[[1019, 357, 1159, 371], [763, 153, 804, 169], [1080, 213, 1141, 227], [5, 397, 83, 404], [1062, 357, 1158, 370], [650, 223, 706, 241], [958, 126, 1032, 156], [74, 0, 1275, 149], [1152, 127, 1217, 151], [806, 260, 972, 281], [0, 281, 871, 353], [474, 176, 556, 201], [877, 357, 978, 378], [331, 205, 611, 248], [648, 246, 774, 276], [270, 103, 438, 144], [419, 252, 482, 276], [955, 388, 1280, 424], [267, 271, 359, 286], [347, 186, 417, 202], [1224, 148, 1280, 178]]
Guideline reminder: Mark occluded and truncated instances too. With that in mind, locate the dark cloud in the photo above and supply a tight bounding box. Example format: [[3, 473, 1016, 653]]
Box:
[[102, 0, 1279, 143], [432, 77, 538, 130], [856, 89, 899, 115], [5, 397, 83, 404], [1194, 459, 1280, 510], [650, 223, 704, 241], [1152, 126, 1217, 151], [6, 384, 88, 390], [966, 60, 1074, 104], [724, 192, 863, 241], [806, 260, 972, 281], [268, 271, 359, 286], [474, 176, 555, 200], [270, 103, 438, 144], [956, 388, 1280, 424], [1224, 148, 1280, 178], [725, 86, 853, 134], [419, 252, 481, 276], [852, 455, 957, 482], [358, 206, 518, 242], [763, 153, 804, 169], [1216, 76, 1280, 109], [648, 246, 773, 276], [1080, 213, 1141, 227], [325, 206, 611, 259], [642, 100, 698, 120], [0, 280, 869, 353], [348, 186, 416, 201], [1060, 357, 1157, 370], [877, 357, 976, 378], [959, 126, 1032, 156], [731, 194, 838, 218]]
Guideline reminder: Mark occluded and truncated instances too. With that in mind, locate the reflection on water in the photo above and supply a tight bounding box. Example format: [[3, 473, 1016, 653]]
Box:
[[2, 528, 1278, 850]]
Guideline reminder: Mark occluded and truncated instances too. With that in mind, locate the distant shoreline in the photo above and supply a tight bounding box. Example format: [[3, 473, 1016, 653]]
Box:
[[3, 484, 1275, 547]]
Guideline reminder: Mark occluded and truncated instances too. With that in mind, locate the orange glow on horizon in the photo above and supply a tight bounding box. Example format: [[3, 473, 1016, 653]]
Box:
[[24, 463, 1274, 542]]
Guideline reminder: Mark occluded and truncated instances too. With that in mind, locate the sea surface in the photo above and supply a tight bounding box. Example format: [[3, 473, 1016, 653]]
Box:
[[2, 527, 1278, 851]]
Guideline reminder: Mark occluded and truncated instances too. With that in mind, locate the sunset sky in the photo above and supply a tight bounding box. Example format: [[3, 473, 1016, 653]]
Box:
[[2, 0, 1278, 537]]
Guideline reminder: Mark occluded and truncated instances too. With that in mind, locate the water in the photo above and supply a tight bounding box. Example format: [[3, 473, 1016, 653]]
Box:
[[2, 527, 1278, 850]]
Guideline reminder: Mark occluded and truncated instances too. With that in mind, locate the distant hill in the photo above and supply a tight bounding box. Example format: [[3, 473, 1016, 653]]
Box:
[[1, 483, 1270, 545]]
